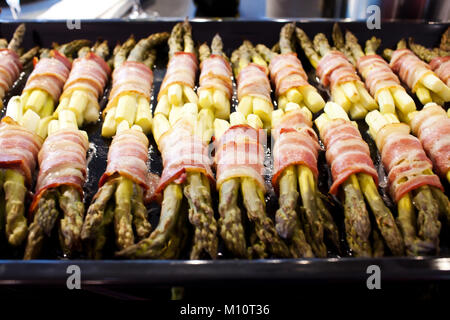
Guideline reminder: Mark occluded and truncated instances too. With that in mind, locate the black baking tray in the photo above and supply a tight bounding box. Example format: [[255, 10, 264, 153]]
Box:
[[0, 19, 449, 287]]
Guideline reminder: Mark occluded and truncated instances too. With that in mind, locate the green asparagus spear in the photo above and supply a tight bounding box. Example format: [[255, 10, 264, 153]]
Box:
[[412, 186, 441, 252], [114, 36, 136, 68], [295, 27, 321, 68], [199, 42, 211, 63], [440, 26, 450, 51], [58, 186, 84, 255], [3, 169, 27, 246], [332, 23, 355, 64], [241, 178, 290, 258], [218, 178, 247, 257], [341, 176, 372, 257], [7, 23, 25, 52], [19, 46, 39, 66], [184, 172, 218, 259], [24, 191, 60, 259], [365, 36, 381, 55], [279, 22, 295, 54], [116, 183, 183, 258], [114, 177, 134, 250], [131, 183, 151, 240], [0, 39, 7, 49], [127, 32, 169, 62], [168, 22, 183, 59]]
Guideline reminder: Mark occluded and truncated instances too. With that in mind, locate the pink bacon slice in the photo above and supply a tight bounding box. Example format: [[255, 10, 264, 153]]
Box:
[[316, 50, 361, 90], [0, 49, 22, 100], [62, 52, 111, 112], [23, 50, 71, 102], [410, 103, 450, 178], [198, 54, 233, 99], [154, 119, 214, 198], [99, 128, 151, 191], [0, 120, 43, 186], [321, 118, 378, 195], [429, 56, 450, 87], [376, 122, 443, 202], [389, 48, 433, 93], [357, 54, 402, 99], [215, 124, 266, 192], [268, 53, 309, 97], [30, 128, 89, 213], [157, 51, 198, 101], [271, 110, 320, 192], [237, 63, 272, 104], [105, 61, 153, 114]]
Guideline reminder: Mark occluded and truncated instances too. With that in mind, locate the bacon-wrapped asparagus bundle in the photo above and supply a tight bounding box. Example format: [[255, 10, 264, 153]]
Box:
[[117, 21, 218, 260], [383, 39, 450, 106], [1, 40, 87, 249], [366, 110, 448, 255], [256, 23, 325, 114], [335, 25, 416, 117], [23, 42, 113, 259], [53, 41, 111, 128], [255, 23, 336, 257], [81, 34, 167, 259], [315, 103, 404, 256], [210, 40, 289, 259], [409, 103, 450, 190], [296, 26, 377, 120], [408, 27, 449, 93], [0, 24, 39, 106], [101, 32, 169, 137]]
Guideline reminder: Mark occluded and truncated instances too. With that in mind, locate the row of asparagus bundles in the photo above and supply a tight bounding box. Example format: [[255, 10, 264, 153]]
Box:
[[0, 21, 448, 260]]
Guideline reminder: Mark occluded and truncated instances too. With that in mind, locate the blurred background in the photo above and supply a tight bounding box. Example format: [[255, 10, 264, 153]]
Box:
[[0, 0, 448, 21]]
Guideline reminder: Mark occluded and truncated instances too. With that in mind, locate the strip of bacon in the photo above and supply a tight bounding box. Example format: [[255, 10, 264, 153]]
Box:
[[316, 50, 361, 90], [30, 129, 89, 213], [375, 122, 443, 202], [157, 52, 198, 101], [99, 128, 150, 190], [389, 48, 433, 93], [198, 54, 233, 99], [272, 110, 319, 192], [0, 120, 42, 186], [268, 53, 309, 97], [62, 52, 111, 113], [429, 56, 450, 87], [215, 124, 266, 192], [410, 103, 450, 178], [23, 50, 71, 102], [237, 63, 272, 103], [154, 119, 214, 196], [0, 49, 22, 101], [105, 61, 153, 114], [321, 118, 378, 195], [357, 54, 402, 98]]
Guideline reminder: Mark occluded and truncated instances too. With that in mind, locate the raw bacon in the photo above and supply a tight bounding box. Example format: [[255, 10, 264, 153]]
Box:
[[321, 118, 378, 195], [0, 49, 22, 101], [272, 110, 319, 191], [0, 121, 42, 186], [158, 52, 198, 100], [429, 56, 450, 87], [215, 124, 266, 191], [154, 119, 214, 196], [376, 122, 443, 202], [30, 129, 89, 212], [316, 50, 361, 89], [268, 53, 309, 97], [357, 54, 402, 98], [390, 49, 433, 93], [105, 61, 153, 113], [410, 103, 450, 178], [198, 54, 233, 99], [23, 50, 71, 102], [237, 63, 272, 104], [99, 128, 150, 190], [62, 52, 111, 113]]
